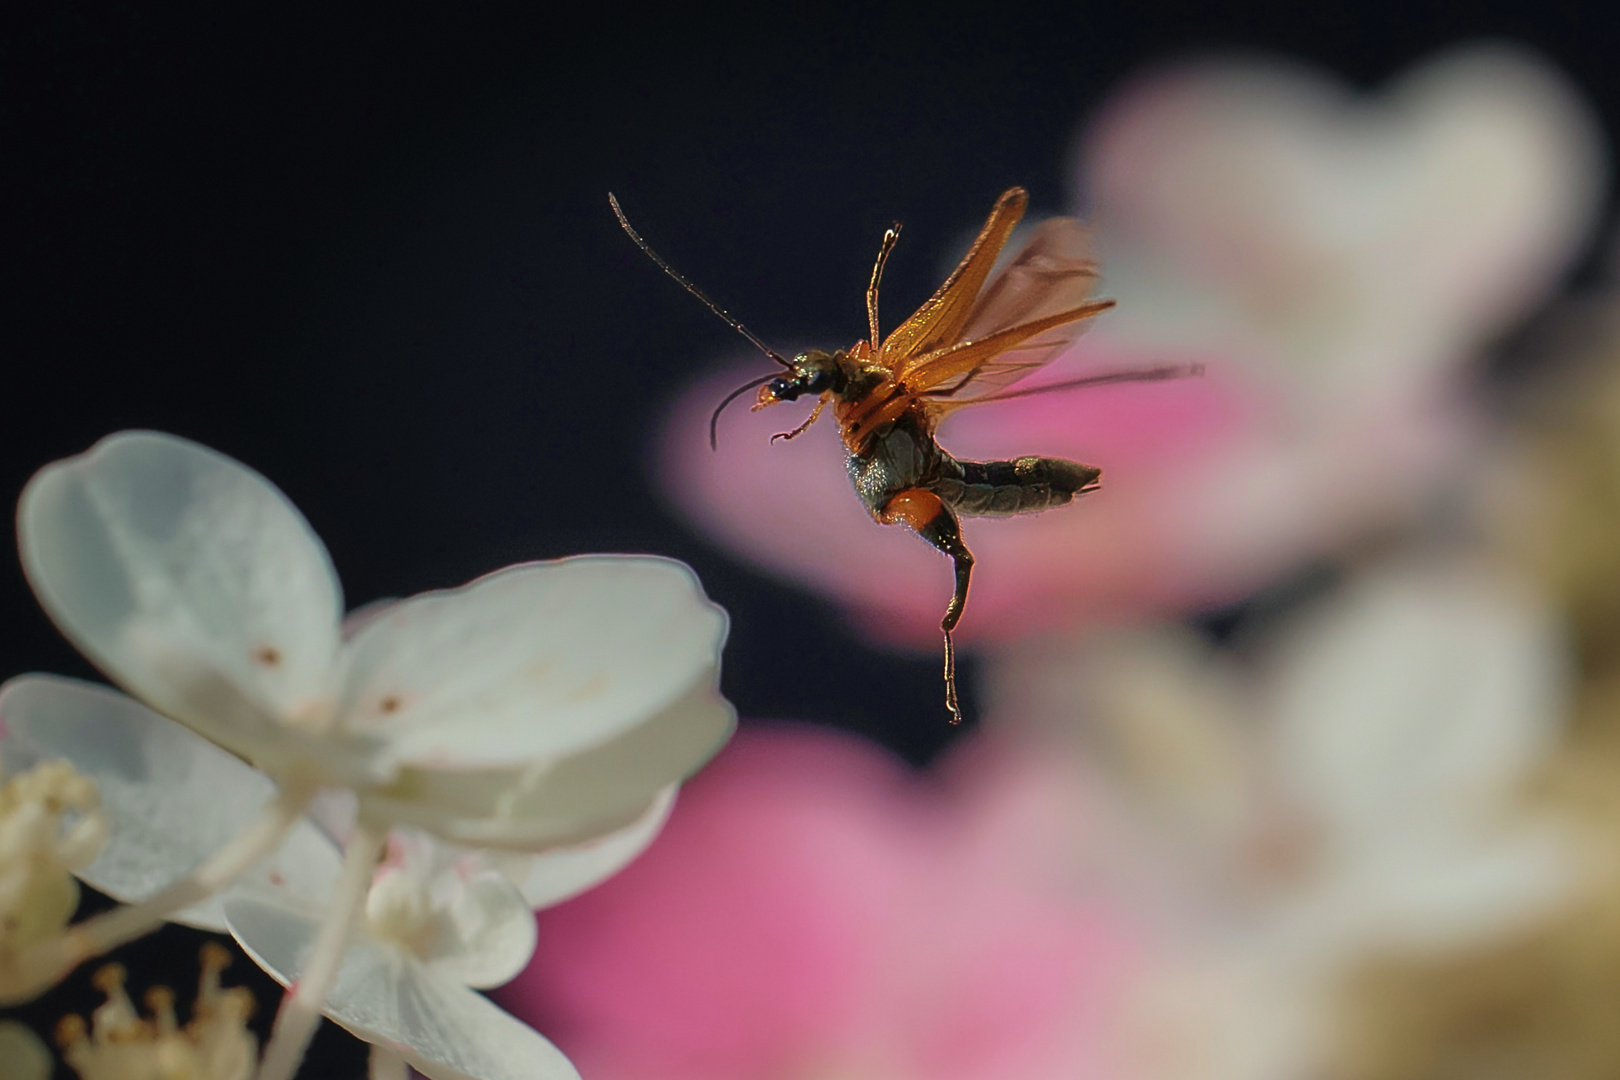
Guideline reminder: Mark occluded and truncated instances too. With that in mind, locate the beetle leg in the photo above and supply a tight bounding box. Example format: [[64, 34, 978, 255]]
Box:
[[879, 488, 974, 724], [770, 397, 828, 443], [867, 223, 902, 351]]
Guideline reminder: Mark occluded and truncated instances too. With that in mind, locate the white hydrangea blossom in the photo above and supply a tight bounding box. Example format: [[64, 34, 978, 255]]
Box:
[[0, 430, 734, 1079], [2, 676, 659, 1079]]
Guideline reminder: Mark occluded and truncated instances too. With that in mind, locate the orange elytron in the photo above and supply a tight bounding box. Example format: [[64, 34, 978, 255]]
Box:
[[613, 188, 1192, 722]]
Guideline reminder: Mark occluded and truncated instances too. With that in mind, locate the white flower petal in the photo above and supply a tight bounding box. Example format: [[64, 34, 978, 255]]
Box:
[[366, 830, 537, 988], [18, 432, 343, 759], [489, 786, 675, 909], [1267, 560, 1567, 844], [421, 868, 537, 989], [225, 895, 579, 1080], [1279, 818, 1574, 958], [363, 679, 731, 850], [0, 675, 341, 930], [339, 556, 727, 769]]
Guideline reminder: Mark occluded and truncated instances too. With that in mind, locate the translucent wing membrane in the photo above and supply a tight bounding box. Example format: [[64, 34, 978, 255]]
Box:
[[901, 300, 1115, 405], [929, 216, 1113, 403], [885, 205, 1116, 409], [960, 216, 1103, 339], [938, 362, 1203, 410], [881, 188, 1028, 371]]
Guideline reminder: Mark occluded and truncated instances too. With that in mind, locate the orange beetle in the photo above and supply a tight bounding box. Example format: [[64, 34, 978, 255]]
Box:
[[614, 188, 1192, 722]]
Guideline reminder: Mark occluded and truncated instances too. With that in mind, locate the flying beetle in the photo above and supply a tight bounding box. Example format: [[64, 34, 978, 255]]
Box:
[[612, 187, 1195, 723]]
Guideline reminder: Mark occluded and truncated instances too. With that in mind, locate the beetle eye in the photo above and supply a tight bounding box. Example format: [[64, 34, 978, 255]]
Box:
[[768, 377, 798, 401]]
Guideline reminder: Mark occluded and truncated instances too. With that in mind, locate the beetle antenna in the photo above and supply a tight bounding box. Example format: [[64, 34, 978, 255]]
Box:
[[966, 362, 1206, 405], [610, 194, 792, 369], [709, 373, 777, 451]]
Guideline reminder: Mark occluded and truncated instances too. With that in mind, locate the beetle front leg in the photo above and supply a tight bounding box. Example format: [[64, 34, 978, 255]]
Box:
[[879, 488, 974, 724], [770, 397, 828, 443]]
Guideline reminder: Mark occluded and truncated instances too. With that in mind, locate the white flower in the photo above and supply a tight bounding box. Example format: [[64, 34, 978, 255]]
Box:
[[987, 556, 1576, 1079], [1257, 558, 1573, 960], [1, 677, 340, 939], [2, 430, 734, 1076], [3, 676, 652, 1079]]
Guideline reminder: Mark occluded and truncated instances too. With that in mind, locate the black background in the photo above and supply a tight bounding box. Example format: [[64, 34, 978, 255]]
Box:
[[5, 4, 1617, 1076]]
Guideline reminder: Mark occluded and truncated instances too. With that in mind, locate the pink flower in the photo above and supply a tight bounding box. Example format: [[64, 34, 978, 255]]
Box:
[[497, 724, 1143, 1080], [656, 45, 1603, 649]]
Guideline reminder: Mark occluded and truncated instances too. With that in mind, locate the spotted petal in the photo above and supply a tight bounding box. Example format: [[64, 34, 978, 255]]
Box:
[[338, 557, 727, 770], [17, 432, 343, 762], [226, 894, 579, 1080], [363, 680, 730, 851], [0, 675, 341, 930]]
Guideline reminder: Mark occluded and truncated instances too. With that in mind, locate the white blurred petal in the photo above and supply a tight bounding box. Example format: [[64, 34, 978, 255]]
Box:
[[1085, 44, 1606, 404], [226, 894, 578, 1080], [1113, 953, 1317, 1080], [0, 1021, 52, 1080], [340, 557, 727, 770], [17, 432, 343, 758], [0, 675, 340, 930], [1266, 559, 1567, 846], [1278, 817, 1574, 959], [489, 786, 675, 909]]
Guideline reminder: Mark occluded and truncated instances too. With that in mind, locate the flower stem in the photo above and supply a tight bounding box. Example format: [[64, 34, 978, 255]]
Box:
[[254, 816, 385, 1080], [370, 1046, 408, 1080]]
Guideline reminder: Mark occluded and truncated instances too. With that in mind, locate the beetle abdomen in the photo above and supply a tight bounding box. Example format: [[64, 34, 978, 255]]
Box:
[[847, 416, 945, 518], [933, 455, 1100, 517]]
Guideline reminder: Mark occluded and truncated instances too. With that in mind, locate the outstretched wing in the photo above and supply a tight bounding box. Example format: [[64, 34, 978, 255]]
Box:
[[878, 188, 1028, 373], [897, 215, 1115, 405]]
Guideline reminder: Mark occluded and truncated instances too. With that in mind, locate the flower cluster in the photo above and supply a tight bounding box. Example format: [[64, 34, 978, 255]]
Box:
[[0, 431, 736, 1079]]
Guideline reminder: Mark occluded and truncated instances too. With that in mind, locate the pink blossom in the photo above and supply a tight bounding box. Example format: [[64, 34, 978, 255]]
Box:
[[656, 45, 1603, 649], [497, 724, 1143, 1080]]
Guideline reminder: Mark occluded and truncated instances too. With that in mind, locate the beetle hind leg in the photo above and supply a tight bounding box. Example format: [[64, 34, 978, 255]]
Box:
[[878, 488, 975, 724]]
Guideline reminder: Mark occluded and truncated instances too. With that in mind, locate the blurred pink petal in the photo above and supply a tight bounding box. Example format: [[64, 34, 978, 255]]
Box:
[[661, 342, 1468, 647], [656, 44, 1601, 649], [498, 724, 1142, 1080]]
